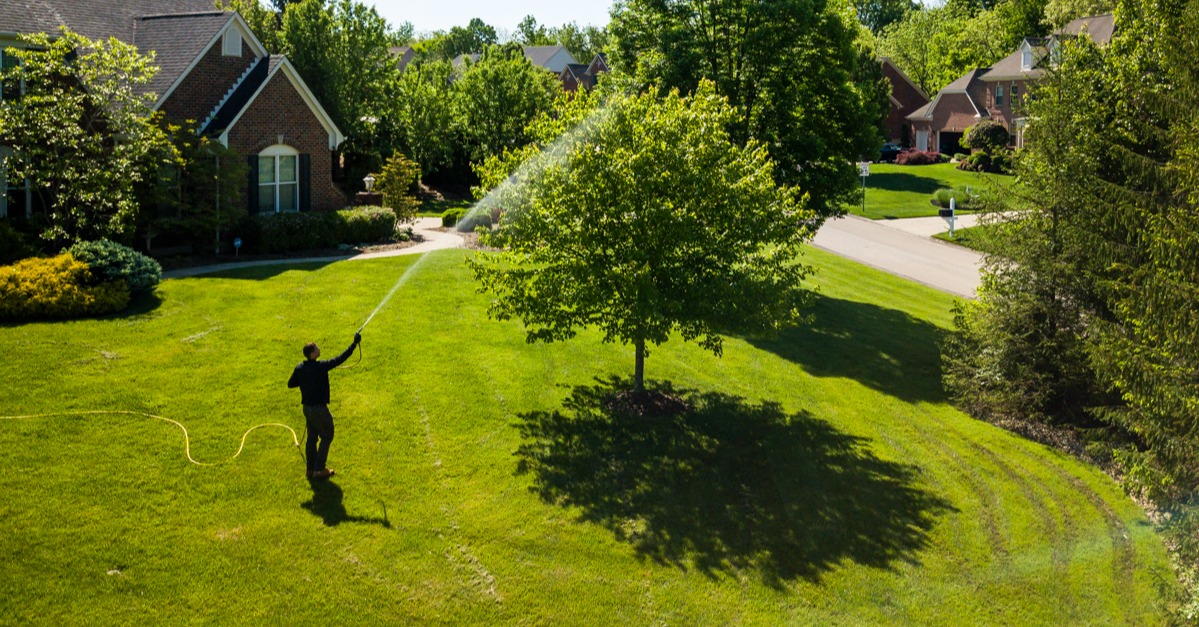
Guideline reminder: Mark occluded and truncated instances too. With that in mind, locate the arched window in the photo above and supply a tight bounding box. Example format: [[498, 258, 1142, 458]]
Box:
[[258, 145, 299, 213]]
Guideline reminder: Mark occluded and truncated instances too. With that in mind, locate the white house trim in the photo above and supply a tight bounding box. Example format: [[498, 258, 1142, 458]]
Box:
[[153, 12, 268, 110], [218, 57, 345, 150]]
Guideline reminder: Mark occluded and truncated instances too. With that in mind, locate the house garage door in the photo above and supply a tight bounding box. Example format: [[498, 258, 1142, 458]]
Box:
[[939, 132, 964, 155]]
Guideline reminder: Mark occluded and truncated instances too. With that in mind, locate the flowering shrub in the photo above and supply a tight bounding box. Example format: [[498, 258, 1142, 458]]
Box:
[[895, 150, 942, 165], [0, 253, 129, 320]]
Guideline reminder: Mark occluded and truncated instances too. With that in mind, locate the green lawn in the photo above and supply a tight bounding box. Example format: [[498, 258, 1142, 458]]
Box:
[[0, 248, 1177, 623], [934, 223, 999, 252], [417, 198, 474, 217], [851, 162, 1011, 220]]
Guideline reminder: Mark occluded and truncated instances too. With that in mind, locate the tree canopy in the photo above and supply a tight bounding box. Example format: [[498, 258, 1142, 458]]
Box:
[[0, 29, 173, 245], [469, 84, 816, 391], [609, 0, 888, 219]]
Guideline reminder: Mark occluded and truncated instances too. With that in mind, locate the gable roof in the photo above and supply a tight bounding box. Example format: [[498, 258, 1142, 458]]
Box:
[[881, 57, 930, 101], [133, 12, 232, 100], [1060, 13, 1115, 44], [3, 0, 216, 41], [908, 68, 988, 121], [206, 55, 345, 150], [523, 45, 575, 68]]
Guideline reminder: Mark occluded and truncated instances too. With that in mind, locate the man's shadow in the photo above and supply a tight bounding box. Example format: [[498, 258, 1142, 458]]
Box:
[[301, 479, 391, 528]]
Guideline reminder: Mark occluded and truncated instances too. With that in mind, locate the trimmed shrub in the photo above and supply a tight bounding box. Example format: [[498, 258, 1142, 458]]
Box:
[[241, 211, 340, 253], [962, 120, 1011, 154], [933, 188, 956, 207], [337, 206, 398, 244], [953, 153, 968, 162], [441, 207, 465, 228], [457, 207, 492, 231], [895, 149, 942, 165], [69, 239, 161, 293], [0, 221, 37, 265], [0, 253, 129, 320]]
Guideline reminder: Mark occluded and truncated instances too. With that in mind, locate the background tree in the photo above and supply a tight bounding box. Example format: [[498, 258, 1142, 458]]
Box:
[[139, 126, 247, 254], [1043, 0, 1115, 27], [279, 0, 401, 187], [0, 29, 173, 246], [391, 60, 460, 177], [854, 0, 916, 34], [514, 17, 611, 62], [942, 1, 1199, 609], [371, 152, 421, 221], [609, 0, 888, 219], [469, 83, 816, 392], [454, 44, 561, 167], [877, 4, 1019, 95]]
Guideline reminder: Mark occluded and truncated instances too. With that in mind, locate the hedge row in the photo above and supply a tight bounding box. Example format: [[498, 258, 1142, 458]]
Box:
[[238, 206, 399, 254]]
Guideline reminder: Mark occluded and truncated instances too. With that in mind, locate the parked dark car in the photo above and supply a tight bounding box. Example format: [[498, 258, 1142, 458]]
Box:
[[878, 142, 904, 163]]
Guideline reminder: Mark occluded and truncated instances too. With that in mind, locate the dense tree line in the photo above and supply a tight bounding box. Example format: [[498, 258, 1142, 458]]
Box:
[[942, 0, 1199, 610]]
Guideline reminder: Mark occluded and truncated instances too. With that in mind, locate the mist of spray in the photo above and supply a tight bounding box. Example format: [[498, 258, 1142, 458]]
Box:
[[454, 105, 615, 233], [358, 252, 434, 333]]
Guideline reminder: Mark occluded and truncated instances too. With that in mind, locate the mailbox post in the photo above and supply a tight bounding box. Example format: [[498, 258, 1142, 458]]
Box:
[[939, 197, 956, 238], [857, 161, 870, 214]]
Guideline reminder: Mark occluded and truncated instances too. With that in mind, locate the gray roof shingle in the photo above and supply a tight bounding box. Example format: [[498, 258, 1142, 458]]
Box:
[[133, 12, 232, 98], [5, 0, 217, 42]]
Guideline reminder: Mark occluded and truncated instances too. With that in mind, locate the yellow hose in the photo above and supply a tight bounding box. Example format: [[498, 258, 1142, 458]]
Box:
[[0, 410, 300, 466]]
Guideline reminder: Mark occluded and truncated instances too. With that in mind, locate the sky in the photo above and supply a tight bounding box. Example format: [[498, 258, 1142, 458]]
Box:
[[364, 0, 615, 37]]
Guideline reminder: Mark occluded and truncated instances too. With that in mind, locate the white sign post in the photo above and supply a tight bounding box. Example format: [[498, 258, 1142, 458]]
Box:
[[946, 197, 956, 238], [857, 161, 870, 214]]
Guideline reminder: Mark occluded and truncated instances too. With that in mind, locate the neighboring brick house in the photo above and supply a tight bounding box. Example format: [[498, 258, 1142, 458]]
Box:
[[881, 57, 930, 145], [560, 53, 609, 92], [1, 0, 345, 223], [907, 14, 1115, 154]]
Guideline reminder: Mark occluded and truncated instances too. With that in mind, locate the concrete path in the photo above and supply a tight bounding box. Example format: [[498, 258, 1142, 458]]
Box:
[[872, 213, 985, 237], [812, 214, 982, 298], [164, 217, 463, 278]]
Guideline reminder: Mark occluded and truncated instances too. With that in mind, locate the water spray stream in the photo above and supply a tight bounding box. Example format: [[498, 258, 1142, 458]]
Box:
[[358, 251, 433, 333], [454, 104, 615, 233]]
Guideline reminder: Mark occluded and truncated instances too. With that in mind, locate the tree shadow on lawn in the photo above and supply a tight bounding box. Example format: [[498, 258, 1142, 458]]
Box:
[[301, 479, 392, 528], [181, 259, 342, 281], [514, 378, 955, 587], [867, 171, 944, 196], [747, 295, 949, 404]]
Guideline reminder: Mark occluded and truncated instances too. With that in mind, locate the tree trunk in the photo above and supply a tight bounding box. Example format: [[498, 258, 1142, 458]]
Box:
[[634, 337, 645, 392]]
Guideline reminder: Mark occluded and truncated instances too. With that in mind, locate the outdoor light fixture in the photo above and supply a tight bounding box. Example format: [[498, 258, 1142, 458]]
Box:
[[363, 174, 376, 192]]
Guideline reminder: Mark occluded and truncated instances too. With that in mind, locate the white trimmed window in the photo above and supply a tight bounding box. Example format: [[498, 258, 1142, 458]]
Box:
[[223, 29, 242, 57], [258, 145, 299, 213], [996, 84, 1005, 107], [1022, 49, 1033, 70]]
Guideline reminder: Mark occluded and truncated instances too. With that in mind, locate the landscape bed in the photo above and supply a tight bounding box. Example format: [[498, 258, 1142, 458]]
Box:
[[0, 248, 1176, 623]]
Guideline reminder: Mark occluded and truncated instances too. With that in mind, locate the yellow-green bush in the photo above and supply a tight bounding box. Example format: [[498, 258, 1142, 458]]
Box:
[[0, 253, 130, 320]]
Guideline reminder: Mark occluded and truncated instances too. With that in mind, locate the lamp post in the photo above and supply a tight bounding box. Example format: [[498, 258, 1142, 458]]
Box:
[[363, 174, 376, 193]]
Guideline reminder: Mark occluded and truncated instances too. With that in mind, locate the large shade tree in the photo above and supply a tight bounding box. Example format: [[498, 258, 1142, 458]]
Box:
[[608, 0, 887, 219], [470, 84, 816, 391], [0, 29, 173, 245]]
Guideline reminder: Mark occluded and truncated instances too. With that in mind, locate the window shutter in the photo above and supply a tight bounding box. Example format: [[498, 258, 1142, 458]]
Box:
[[299, 153, 311, 211], [247, 155, 259, 214]]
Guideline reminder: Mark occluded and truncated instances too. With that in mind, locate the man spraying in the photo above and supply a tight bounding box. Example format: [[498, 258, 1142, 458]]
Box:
[[288, 332, 360, 480]]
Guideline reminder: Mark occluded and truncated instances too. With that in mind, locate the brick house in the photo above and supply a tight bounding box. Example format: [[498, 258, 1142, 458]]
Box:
[[560, 53, 609, 92], [906, 14, 1115, 154], [881, 57, 930, 145], [1, 0, 346, 223]]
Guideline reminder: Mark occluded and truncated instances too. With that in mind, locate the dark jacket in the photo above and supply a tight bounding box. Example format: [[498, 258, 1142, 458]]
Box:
[[288, 340, 357, 405]]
